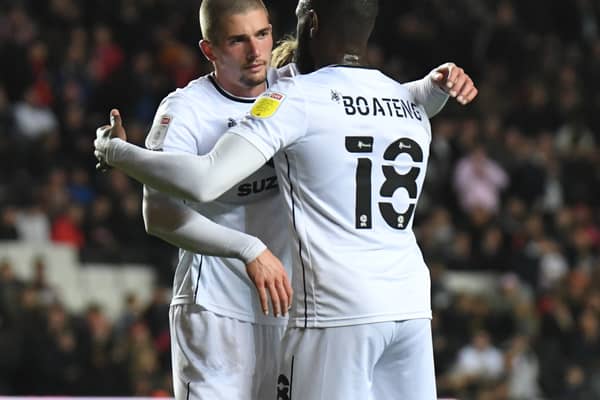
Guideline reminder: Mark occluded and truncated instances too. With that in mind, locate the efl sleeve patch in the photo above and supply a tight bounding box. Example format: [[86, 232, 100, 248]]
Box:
[[250, 92, 286, 119], [145, 114, 172, 150]]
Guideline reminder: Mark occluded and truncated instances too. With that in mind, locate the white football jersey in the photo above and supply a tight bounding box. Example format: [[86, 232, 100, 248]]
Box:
[[230, 66, 433, 328], [145, 68, 292, 325]]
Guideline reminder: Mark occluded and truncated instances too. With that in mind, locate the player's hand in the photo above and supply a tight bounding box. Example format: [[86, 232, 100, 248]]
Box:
[[246, 249, 293, 317], [430, 62, 478, 105], [94, 109, 128, 171]]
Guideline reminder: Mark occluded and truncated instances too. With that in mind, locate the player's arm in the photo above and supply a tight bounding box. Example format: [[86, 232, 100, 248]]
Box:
[[270, 35, 474, 117], [142, 186, 265, 262], [96, 79, 307, 203], [141, 98, 265, 261], [96, 111, 266, 203], [95, 109, 292, 316], [405, 62, 478, 118], [143, 187, 291, 316], [270, 34, 475, 117]]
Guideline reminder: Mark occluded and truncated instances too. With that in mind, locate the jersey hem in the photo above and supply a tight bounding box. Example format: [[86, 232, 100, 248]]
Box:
[[288, 310, 432, 328], [170, 296, 288, 326]]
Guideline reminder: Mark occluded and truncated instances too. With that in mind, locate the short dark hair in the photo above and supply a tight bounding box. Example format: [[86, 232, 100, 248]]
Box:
[[199, 0, 268, 43]]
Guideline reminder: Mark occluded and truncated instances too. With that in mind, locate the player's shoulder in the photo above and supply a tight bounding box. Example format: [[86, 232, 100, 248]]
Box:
[[269, 64, 299, 83], [328, 66, 414, 100], [155, 75, 224, 124], [311, 65, 399, 84], [147, 77, 213, 149], [260, 73, 303, 102], [162, 75, 214, 106]]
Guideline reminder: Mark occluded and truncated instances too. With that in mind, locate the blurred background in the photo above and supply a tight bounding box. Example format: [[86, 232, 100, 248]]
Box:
[[0, 0, 599, 398]]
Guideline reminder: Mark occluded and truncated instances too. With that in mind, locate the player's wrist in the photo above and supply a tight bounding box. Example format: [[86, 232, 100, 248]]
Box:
[[427, 70, 451, 97], [240, 237, 267, 265], [104, 137, 126, 166]]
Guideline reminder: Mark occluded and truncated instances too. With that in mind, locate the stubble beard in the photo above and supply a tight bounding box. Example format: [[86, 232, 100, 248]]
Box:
[[240, 70, 267, 89]]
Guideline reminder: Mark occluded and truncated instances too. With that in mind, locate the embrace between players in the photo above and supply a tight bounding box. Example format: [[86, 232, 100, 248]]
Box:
[[94, 0, 478, 399]]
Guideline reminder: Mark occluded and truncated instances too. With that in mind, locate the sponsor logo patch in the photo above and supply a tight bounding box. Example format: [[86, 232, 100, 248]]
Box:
[[145, 114, 172, 150], [250, 92, 285, 119]]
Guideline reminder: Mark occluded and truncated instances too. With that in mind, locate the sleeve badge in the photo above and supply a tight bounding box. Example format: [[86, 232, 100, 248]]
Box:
[[250, 92, 286, 119], [145, 114, 172, 150]]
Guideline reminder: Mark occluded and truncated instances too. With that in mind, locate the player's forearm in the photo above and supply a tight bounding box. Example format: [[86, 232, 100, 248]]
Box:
[[404, 75, 449, 118], [106, 139, 213, 201], [143, 186, 266, 263], [105, 134, 267, 203]]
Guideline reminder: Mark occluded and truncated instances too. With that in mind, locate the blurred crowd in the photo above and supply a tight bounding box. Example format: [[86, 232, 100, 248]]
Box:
[[1, 257, 172, 395], [0, 0, 599, 398]]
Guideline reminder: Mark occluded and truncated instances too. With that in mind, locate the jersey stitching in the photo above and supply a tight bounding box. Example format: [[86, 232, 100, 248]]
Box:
[[285, 152, 309, 328], [290, 355, 295, 400], [193, 255, 203, 303]]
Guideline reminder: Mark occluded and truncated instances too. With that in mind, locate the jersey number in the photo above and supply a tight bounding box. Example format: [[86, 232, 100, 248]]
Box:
[[345, 136, 423, 230]]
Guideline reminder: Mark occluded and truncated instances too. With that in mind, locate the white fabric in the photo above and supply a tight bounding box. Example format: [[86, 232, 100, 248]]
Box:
[[99, 65, 448, 400], [170, 304, 284, 400], [285, 63, 447, 118], [138, 68, 292, 325], [143, 187, 266, 263], [278, 319, 436, 400], [107, 129, 267, 204], [404, 70, 449, 118], [103, 66, 447, 327], [230, 66, 433, 327], [104, 67, 447, 206]]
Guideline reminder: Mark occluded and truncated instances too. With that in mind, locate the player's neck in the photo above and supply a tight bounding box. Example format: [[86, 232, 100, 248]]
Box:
[[316, 41, 368, 69], [213, 73, 267, 99]]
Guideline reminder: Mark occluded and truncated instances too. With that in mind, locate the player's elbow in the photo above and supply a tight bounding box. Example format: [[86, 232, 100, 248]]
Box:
[[197, 191, 221, 203], [187, 187, 221, 203]]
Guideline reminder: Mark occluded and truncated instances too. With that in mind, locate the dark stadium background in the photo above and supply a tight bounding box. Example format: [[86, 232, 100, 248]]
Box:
[[0, 0, 599, 398]]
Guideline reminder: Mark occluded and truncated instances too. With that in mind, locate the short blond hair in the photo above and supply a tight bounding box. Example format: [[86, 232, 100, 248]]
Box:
[[199, 0, 268, 43]]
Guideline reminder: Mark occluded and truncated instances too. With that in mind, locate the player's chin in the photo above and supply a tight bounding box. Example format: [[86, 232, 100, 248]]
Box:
[[241, 69, 267, 88]]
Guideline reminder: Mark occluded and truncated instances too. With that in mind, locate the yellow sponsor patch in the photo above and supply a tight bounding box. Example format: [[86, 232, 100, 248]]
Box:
[[250, 92, 285, 118]]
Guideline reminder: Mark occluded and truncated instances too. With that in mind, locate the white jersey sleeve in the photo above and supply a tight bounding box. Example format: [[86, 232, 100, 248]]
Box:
[[146, 94, 201, 154], [143, 186, 266, 264], [403, 73, 449, 118], [228, 78, 308, 160]]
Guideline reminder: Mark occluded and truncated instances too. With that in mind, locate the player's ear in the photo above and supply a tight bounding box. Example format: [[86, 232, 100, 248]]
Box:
[[309, 10, 319, 38], [199, 39, 216, 62]]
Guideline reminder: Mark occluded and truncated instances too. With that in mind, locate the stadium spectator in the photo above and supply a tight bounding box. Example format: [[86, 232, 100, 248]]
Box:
[[453, 145, 509, 216]]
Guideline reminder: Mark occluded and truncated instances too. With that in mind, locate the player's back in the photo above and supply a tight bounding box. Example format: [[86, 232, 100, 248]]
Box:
[[242, 66, 433, 327]]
